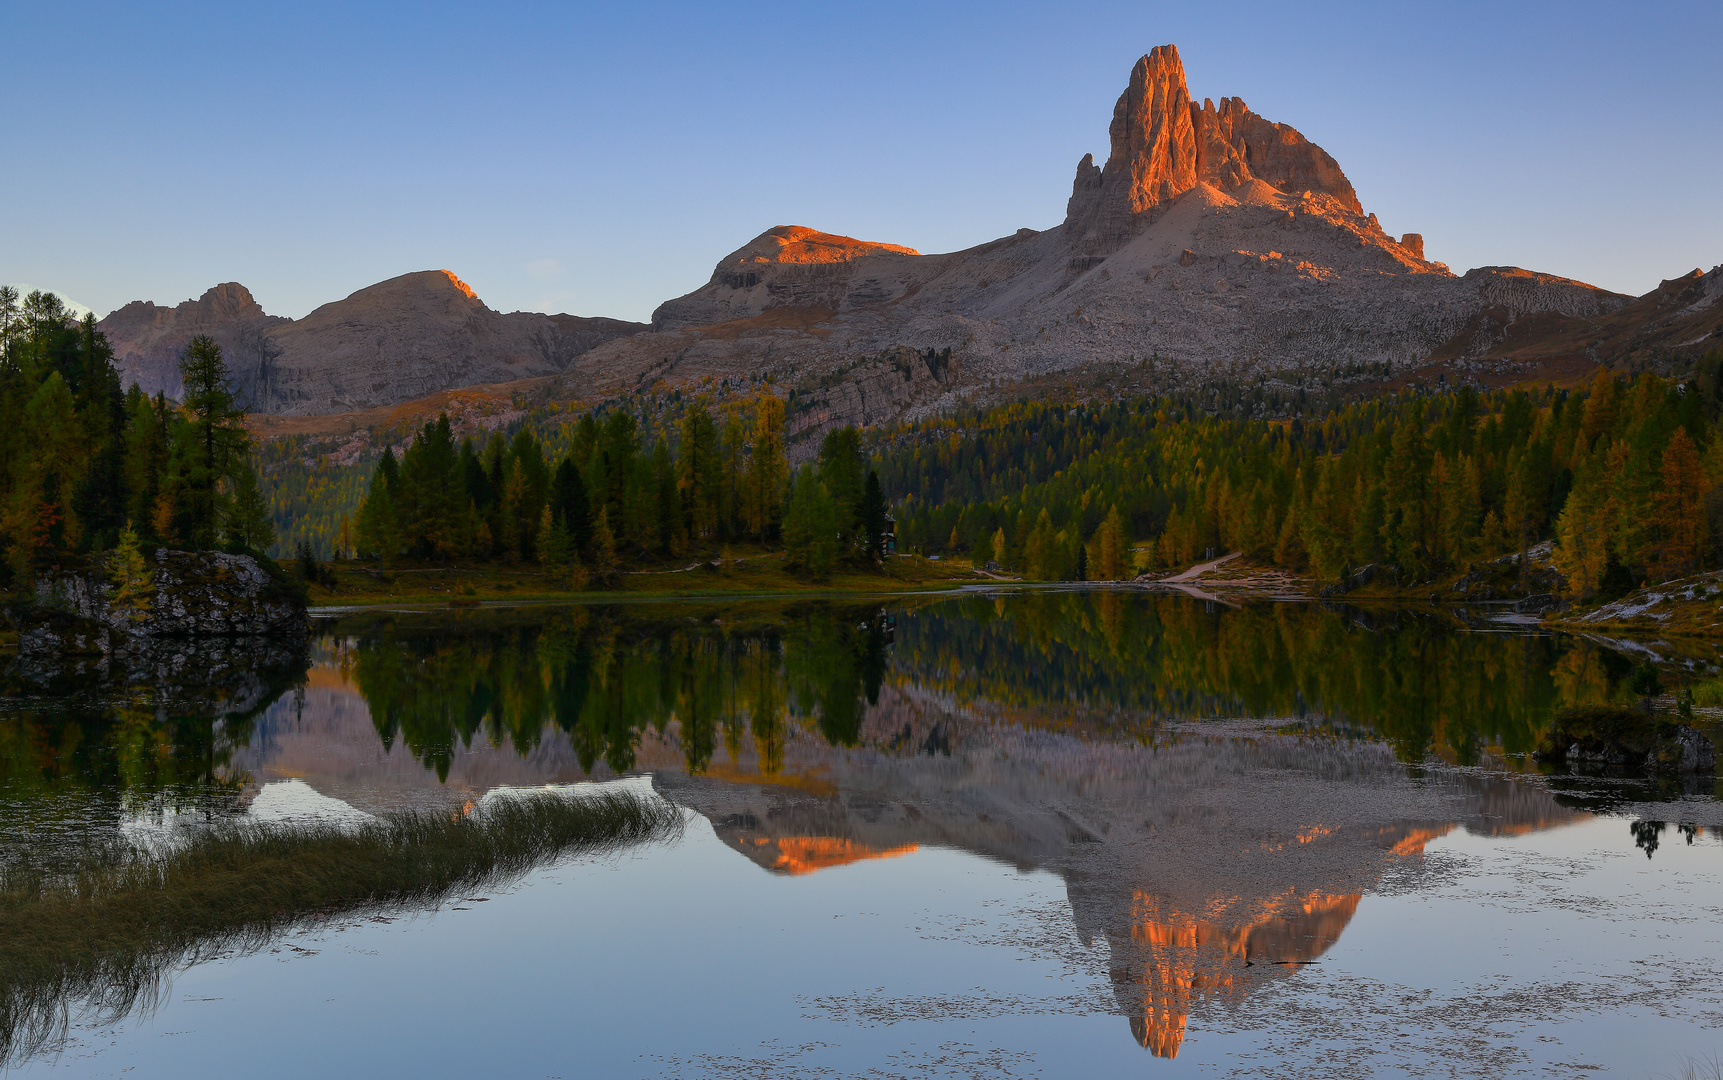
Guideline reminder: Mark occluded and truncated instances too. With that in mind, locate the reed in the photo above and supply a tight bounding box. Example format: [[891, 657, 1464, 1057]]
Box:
[[0, 789, 681, 1064]]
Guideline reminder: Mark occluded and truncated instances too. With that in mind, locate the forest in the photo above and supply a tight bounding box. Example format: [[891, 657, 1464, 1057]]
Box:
[[0, 288, 272, 591], [887, 357, 1723, 597], [347, 396, 891, 580]]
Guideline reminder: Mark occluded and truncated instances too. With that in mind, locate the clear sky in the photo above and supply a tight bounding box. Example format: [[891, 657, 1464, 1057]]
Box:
[[3, 1, 1718, 324]]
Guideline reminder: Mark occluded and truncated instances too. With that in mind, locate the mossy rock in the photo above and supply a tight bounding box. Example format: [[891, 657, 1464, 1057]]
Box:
[[1537, 705, 1715, 772]]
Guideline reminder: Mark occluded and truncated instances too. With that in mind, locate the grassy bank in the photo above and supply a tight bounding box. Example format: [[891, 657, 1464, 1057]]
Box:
[[0, 790, 681, 1064], [303, 548, 982, 608]]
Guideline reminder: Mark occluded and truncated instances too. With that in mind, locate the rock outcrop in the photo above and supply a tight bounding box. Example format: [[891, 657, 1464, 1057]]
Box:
[[9, 550, 308, 667], [99, 272, 648, 415]]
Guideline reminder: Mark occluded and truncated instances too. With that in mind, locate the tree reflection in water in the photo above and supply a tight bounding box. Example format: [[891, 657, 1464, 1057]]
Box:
[[1, 591, 1706, 1060], [331, 592, 1674, 782]]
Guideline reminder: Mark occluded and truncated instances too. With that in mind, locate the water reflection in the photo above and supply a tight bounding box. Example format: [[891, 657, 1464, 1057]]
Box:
[[1630, 819, 1715, 858], [0, 637, 309, 859], [0, 591, 1713, 1061]]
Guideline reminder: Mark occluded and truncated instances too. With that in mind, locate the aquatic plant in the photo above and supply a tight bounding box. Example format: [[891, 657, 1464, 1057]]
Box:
[[0, 789, 682, 1065]]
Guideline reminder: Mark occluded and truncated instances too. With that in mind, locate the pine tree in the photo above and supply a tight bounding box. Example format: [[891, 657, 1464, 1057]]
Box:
[[590, 507, 617, 573], [356, 448, 404, 563], [818, 427, 866, 553], [538, 505, 573, 567], [971, 528, 994, 569], [550, 455, 591, 550], [173, 335, 248, 549], [224, 460, 275, 551], [398, 415, 465, 559], [746, 393, 789, 542], [859, 470, 888, 561], [783, 469, 838, 577]]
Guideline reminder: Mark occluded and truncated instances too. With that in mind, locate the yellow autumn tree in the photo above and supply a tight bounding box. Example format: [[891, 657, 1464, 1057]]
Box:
[[1095, 505, 1131, 579], [1650, 426, 1708, 580]]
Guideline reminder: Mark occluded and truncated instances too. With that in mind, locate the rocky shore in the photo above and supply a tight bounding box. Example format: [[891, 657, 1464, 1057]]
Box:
[[5, 549, 308, 686]]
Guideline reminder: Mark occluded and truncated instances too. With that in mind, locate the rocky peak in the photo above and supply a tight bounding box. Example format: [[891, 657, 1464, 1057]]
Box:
[[1065, 45, 1363, 256], [300, 270, 486, 322], [718, 226, 920, 269], [100, 282, 267, 338]]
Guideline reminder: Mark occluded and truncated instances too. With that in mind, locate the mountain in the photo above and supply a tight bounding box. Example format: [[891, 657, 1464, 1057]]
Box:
[[99, 283, 288, 403], [98, 271, 646, 413], [544, 44, 1714, 444], [98, 44, 1721, 427]]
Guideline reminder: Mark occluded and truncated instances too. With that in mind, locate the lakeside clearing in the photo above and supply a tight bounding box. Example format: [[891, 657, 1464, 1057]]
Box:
[[298, 549, 983, 609]]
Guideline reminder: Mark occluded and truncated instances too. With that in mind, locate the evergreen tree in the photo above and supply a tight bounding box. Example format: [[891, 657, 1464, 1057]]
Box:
[[971, 528, 994, 569], [679, 397, 721, 542], [783, 469, 838, 576], [173, 335, 248, 549], [356, 448, 404, 562], [224, 460, 275, 551], [550, 455, 592, 550], [398, 415, 465, 559], [818, 427, 866, 553], [858, 469, 888, 562], [599, 410, 637, 524], [746, 393, 789, 541]]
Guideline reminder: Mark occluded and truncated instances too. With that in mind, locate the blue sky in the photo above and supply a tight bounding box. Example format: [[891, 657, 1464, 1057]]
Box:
[[3, 1, 1718, 323]]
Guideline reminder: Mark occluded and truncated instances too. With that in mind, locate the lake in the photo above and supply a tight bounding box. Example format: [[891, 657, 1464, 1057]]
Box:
[[3, 589, 1722, 1078]]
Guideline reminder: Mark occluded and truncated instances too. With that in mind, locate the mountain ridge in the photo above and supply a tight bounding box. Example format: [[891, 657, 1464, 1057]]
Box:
[[98, 271, 647, 412], [96, 44, 1720, 428]]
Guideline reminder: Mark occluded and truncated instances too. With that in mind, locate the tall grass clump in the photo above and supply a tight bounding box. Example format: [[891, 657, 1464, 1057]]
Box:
[[0, 790, 681, 1064]]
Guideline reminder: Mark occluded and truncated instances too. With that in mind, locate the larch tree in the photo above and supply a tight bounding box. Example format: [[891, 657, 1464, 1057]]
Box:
[[1651, 425, 1708, 579]]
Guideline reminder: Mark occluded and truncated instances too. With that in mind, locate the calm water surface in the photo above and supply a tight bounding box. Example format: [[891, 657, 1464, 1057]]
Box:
[[4, 590, 1723, 1078]]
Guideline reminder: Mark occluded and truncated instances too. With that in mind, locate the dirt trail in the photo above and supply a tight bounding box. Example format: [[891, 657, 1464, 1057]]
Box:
[[1164, 551, 1242, 582]]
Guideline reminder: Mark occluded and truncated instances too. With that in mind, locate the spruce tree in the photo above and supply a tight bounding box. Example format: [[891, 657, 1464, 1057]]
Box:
[[746, 393, 789, 542], [224, 461, 275, 551], [173, 335, 248, 549], [590, 507, 617, 573], [859, 470, 888, 562]]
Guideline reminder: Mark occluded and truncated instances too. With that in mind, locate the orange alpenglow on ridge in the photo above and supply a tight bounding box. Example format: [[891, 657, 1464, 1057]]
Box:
[[762, 837, 919, 876], [1119, 891, 1361, 1058], [725, 225, 920, 267], [439, 270, 478, 301]]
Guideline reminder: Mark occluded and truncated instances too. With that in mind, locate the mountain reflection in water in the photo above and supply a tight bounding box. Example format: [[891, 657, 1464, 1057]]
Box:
[[0, 591, 1703, 1059]]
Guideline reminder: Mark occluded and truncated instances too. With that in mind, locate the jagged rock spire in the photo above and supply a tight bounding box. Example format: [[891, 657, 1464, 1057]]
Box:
[[1064, 45, 1363, 255]]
